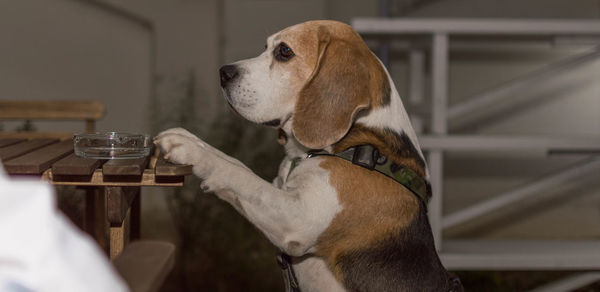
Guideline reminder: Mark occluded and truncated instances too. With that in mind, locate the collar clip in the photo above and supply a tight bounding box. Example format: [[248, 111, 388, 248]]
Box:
[[352, 145, 378, 170]]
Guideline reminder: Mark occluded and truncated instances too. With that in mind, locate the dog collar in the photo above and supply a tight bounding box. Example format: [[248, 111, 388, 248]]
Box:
[[277, 253, 301, 292], [288, 144, 429, 211]]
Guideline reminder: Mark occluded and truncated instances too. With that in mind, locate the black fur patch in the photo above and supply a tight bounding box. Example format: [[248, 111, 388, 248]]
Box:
[[425, 181, 432, 201], [380, 75, 391, 106], [337, 209, 457, 291], [382, 128, 426, 172], [261, 119, 281, 127]]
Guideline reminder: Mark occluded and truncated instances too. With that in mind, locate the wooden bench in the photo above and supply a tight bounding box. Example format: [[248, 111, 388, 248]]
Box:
[[0, 100, 105, 139], [113, 241, 176, 292]]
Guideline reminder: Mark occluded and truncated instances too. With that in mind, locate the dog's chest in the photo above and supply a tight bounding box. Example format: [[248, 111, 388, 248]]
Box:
[[293, 257, 346, 292], [273, 156, 294, 188]]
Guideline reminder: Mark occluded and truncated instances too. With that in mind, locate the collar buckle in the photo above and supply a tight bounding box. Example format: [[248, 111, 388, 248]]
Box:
[[351, 144, 378, 170]]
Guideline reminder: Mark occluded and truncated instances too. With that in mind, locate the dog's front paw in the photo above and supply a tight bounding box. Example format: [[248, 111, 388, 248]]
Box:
[[156, 127, 202, 142], [154, 129, 222, 180], [153, 132, 200, 166]]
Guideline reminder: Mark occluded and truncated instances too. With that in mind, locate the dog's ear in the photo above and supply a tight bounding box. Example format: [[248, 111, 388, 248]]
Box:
[[292, 26, 388, 149]]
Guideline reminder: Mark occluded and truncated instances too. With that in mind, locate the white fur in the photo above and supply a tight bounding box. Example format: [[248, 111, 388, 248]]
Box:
[[155, 126, 345, 291], [154, 128, 341, 258], [356, 61, 430, 179], [222, 34, 304, 125], [293, 257, 346, 292]]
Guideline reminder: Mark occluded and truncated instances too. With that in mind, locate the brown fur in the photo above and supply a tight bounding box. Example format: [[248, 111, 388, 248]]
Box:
[[315, 157, 420, 281], [278, 21, 459, 291], [288, 21, 425, 280], [290, 21, 389, 150]]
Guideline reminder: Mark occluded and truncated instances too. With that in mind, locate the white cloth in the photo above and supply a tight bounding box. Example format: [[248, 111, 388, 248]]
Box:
[[0, 166, 129, 292]]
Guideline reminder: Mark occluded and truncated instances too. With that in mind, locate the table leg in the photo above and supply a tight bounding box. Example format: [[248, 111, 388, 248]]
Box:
[[84, 186, 107, 252], [130, 190, 141, 240], [109, 210, 130, 260], [84, 188, 95, 235], [106, 186, 138, 260]]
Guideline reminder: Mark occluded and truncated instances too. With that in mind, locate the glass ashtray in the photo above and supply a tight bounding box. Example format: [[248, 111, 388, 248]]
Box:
[[74, 132, 151, 159]]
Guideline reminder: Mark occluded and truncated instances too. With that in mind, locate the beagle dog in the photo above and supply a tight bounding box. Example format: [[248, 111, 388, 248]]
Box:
[[155, 20, 462, 292]]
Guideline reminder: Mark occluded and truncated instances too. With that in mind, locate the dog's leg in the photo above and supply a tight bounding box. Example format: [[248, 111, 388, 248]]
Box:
[[155, 128, 250, 170], [155, 129, 249, 216], [154, 129, 339, 256]]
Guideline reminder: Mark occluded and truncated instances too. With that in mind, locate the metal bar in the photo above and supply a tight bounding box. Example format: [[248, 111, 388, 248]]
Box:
[[441, 240, 600, 270], [428, 151, 443, 250], [431, 33, 448, 134], [428, 33, 448, 250], [409, 49, 426, 105], [409, 49, 426, 133], [529, 272, 600, 292], [364, 39, 558, 53], [442, 158, 600, 230], [352, 18, 600, 35], [378, 0, 389, 17], [377, 0, 390, 69], [447, 47, 600, 124], [553, 36, 600, 46], [378, 41, 391, 70], [418, 135, 600, 151]]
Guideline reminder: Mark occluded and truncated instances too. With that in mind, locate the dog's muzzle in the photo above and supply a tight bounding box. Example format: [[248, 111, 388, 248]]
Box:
[[219, 64, 239, 87]]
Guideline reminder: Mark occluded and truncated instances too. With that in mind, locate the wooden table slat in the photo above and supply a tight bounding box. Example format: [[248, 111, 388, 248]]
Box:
[[4, 140, 73, 174], [103, 156, 150, 176], [0, 138, 26, 148], [0, 138, 58, 162], [52, 153, 105, 176], [155, 155, 193, 176], [43, 169, 185, 187]]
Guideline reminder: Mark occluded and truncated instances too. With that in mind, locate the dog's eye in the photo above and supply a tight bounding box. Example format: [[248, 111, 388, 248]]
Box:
[[274, 43, 294, 61]]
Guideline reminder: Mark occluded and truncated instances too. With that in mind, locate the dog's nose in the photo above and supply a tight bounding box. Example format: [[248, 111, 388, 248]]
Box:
[[219, 65, 239, 87]]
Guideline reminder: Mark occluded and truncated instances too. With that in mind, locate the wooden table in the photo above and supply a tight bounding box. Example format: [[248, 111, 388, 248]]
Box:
[[1, 137, 192, 259]]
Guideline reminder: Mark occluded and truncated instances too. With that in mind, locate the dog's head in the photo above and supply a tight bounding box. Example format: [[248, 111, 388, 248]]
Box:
[[220, 20, 389, 149]]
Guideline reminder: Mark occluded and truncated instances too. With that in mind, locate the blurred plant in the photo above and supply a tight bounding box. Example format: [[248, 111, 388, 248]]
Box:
[[151, 69, 284, 292], [15, 120, 35, 132], [0, 120, 36, 133]]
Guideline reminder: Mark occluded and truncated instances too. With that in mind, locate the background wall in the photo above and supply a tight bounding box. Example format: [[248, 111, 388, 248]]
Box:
[[0, 0, 152, 133], [1, 0, 599, 290]]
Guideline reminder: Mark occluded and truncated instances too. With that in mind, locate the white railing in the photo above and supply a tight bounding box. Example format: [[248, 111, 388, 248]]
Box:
[[353, 17, 600, 291]]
